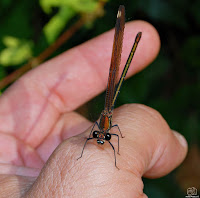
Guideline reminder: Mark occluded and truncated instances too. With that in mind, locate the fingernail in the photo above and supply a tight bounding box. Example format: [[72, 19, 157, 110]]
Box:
[[172, 130, 188, 148]]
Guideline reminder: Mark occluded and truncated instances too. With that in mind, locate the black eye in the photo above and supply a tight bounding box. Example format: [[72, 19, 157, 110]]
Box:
[[105, 133, 111, 140], [93, 131, 98, 138]]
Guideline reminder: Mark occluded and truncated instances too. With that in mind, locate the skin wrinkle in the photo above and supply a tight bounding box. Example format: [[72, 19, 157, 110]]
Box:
[[0, 133, 44, 168], [111, 107, 149, 175], [134, 104, 172, 173], [109, 177, 143, 198], [0, 133, 21, 165], [0, 164, 40, 176], [24, 74, 64, 141], [32, 113, 61, 150], [82, 175, 109, 197], [124, 148, 146, 178], [55, 145, 75, 174], [72, 49, 98, 83], [5, 82, 34, 141], [18, 139, 45, 168], [57, 155, 67, 193], [145, 132, 168, 172], [113, 170, 144, 195], [55, 115, 66, 140], [44, 147, 73, 197], [0, 176, 25, 197], [46, 79, 67, 114], [6, 78, 49, 144], [16, 143, 25, 167], [139, 123, 162, 172], [73, 139, 144, 196], [43, 164, 54, 196], [60, 170, 67, 197], [21, 71, 71, 149], [17, 74, 47, 101], [65, 172, 77, 197], [130, 182, 144, 198], [134, 122, 156, 173], [53, 170, 62, 197], [76, 148, 107, 172], [0, 100, 13, 134], [147, 141, 168, 173], [60, 112, 91, 140], [77, 47, 107, 91], [137, 105, 177, 176], [136, 104, 170, 129], [35, 116, 66, 162], [8, 81, 45, 142], [112, 104, 166, 176]]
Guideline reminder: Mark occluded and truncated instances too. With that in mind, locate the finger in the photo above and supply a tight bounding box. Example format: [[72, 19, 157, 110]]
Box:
[[36, 112, 92, 162], [0, 175, 35, 197], [25, 104, 187, 197], [0, 111, 91, 168], [2, 20, 160, 113], [30, 21, 160, 111]]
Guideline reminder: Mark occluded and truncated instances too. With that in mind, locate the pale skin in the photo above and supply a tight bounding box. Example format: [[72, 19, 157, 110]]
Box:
[[0, 21, 187, 197]]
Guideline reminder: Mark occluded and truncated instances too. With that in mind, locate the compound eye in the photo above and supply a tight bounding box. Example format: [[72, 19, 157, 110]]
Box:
[[105, 133, 111, 140], [93, 131, 98, 138]]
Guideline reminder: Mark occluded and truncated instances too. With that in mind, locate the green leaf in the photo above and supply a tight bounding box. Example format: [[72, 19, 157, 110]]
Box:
[[43, 6, 75, 44], [0, 36, 32, 66], [40, 0, 98, 14], [2, 36, 20, 47], [65, 0, 98, 13], [40, 0, 99, 43]]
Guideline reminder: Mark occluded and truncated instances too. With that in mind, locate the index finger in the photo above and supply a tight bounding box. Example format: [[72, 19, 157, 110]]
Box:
[[6, 21, 160, 112]]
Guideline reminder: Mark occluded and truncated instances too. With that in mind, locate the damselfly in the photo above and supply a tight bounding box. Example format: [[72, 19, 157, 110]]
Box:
[[78, 5, 142, 168]]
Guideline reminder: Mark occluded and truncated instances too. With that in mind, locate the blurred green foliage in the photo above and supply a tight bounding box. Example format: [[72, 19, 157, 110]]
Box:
[[0, 0, 100, 67], [0, 0, 199, 197], [0, 36, 32, 65], [40, 0, 98, 43]]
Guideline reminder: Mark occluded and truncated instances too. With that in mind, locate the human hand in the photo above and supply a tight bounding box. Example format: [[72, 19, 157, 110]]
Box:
[[0, 21, 187, 197]]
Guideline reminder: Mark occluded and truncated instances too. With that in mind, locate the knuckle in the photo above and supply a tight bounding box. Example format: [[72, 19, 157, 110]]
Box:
[[135, 104, 166, 125]]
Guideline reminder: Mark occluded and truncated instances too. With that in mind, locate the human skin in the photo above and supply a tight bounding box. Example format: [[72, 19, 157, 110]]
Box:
[[0, 21, 187, 198]]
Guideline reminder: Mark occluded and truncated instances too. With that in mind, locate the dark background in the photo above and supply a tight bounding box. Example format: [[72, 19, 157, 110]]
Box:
[[0, 0, 199, 197]]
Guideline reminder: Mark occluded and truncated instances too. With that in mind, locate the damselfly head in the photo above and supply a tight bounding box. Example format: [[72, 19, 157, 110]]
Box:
[[93, 131, 106, 144]]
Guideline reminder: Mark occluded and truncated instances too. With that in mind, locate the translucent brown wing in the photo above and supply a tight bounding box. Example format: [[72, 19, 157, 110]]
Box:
[[104, 5, 125, 111]]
